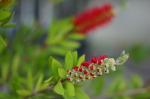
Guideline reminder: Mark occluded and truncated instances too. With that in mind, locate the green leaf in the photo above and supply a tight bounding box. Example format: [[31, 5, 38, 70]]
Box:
[[54, 81, 64, 96], [64, 81, 75, 96], [68, 33, 85, 40], [12, 54, 20, 76], [65, 51, 73, 70], [35, 74, 44, 92], [27, 70, 33, 91], [91, 77, 104, 95], [109, 77, 127, 93], [72, 51, 78, 66], [1, 23, 16, 28], [131, 75, 143, 88], [58, 68, 66, 79], [60, 40, 80, 49], [0, 10, 11, 21], [77, 55, 85, 66], [49, 46, 67, 56], [75, 87, 89, 99], [44, 77, 53, 84], [17, 89, 31, 96], [1, 63, 9, 81], [51, 58, 62, 77], [0, 35, 7, 52]]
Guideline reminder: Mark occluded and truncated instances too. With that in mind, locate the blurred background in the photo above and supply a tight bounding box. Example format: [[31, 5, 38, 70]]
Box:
[[14, 0, 150, 77], [1, 0, 150, 98]]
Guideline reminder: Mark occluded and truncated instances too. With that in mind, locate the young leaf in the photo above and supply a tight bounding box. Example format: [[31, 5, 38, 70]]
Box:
[[60, 40, 80, 50], [68, 33, 85, 40], [65, 51, 73, 70], [58, 68, 66, 79], [50, 46, 67, 56], [35, 74, 44, 92], [54, 81, 64, 96], [64, 81, 75, 96], [51, 58, 62, 76], [44, 77, 53, 84], [77, 55, 85, 66], [72, 51, 78, 66], [74, 87, 90, 99]]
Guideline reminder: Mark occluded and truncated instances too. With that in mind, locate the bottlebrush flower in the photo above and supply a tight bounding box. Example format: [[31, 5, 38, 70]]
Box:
[[73, 3, 115, 33], [66, 51, 129, 84]]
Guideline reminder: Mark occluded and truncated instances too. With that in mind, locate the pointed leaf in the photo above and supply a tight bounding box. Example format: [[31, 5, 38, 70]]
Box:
[[54, 81, 64, 96], [64, 81, 75, 96], [77, 55, 85, 66], [58, 68, 66, 79], [65, 52, 73, 70]]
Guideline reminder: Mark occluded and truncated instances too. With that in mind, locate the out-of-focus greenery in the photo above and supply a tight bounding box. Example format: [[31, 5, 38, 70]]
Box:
[[0, 18, 85, 98], [128, 44, 150, 63], [0, 0, 15, 28], [0, 0, 150, 99]]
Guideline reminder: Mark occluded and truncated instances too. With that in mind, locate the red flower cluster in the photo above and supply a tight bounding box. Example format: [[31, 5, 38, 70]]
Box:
[[66, 55, 108, 83], [73, 3, 115, 33]]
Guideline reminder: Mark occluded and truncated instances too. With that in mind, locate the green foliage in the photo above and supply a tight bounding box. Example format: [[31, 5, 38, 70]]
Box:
[[0, 1, 148, 99], [130, 75, 143, 88], [65, 51, 74, 70], [77, 54, 85, 66], [64, 81, 75, 97], [47, 19, 85, 56], [54, 81, 65, 96], [0, 0, 15, 28], [91, 77, 104, 95], [0, 35, 7, 52], [129, 44, 150, 62]]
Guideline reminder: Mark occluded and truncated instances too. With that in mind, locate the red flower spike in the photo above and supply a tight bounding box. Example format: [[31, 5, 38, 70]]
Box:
[[73, 66, 79, 71], [66, 78, 71, 81], [79, 67, 83, 72], [84, 70, 89, 75], [98, 60, 102, 65], [79, 75, 83, 79], [98, 55, 108, 64], [90, 65, 95, 71], [90, 72, 95, 76], [73, 3, 114, 33], [98, 55, 108, 60], [91, 57, 98, 63]]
